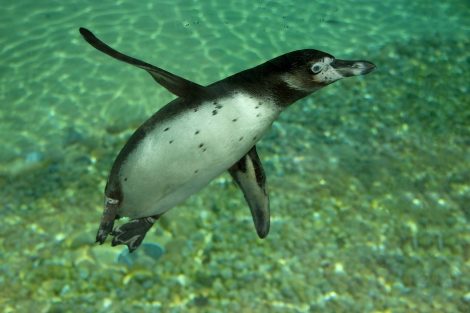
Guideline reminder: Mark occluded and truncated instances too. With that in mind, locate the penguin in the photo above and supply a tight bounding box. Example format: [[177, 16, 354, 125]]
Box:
[[79, 28, 375, 252]]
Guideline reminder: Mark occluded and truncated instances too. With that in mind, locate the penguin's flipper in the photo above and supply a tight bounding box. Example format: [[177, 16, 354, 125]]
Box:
[[79, 27, 205, 98], [110, 215, 160, 252], [229, 146, 270, 238]]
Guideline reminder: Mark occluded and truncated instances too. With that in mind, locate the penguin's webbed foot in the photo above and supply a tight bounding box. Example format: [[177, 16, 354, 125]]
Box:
[[110, 216, 158, 252], [96, 220, 115, 244], [96, 197, 120, 244]]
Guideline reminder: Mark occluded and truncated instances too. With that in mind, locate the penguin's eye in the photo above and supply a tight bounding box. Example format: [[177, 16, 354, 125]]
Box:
[[310, 62, 324, 74]]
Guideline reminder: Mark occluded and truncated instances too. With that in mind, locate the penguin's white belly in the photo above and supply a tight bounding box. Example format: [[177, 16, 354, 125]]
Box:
[[119, 93, 280, 218]]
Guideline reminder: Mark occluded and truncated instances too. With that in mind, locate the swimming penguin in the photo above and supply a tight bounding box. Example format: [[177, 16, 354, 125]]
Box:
[[79, 28, 375, 252]]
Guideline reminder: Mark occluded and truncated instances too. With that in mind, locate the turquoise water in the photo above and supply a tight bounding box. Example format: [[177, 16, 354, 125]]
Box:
[[1, 0, 469, 312]]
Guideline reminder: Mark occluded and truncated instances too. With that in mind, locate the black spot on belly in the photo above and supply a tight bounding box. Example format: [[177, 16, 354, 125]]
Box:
[[202, 148, 207, 152], [256, 113, 261, 117], [199, 143, 204, 148], [253, 136, 257, 141], [169, 140, 174, 144], [232, 118, 238, 122], [194, 169, 199, 174], [163, 127, 170, 132], [239, 136, 243, 141], [195, 130, 200, 135], [124, 177, 128, 182], [212, 110, 218, 116]]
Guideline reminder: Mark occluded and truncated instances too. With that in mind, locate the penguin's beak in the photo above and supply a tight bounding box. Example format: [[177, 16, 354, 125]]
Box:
[[331, 59, 376, 77]]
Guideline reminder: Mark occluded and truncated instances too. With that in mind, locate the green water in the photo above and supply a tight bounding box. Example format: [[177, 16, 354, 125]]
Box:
[[0, 0, 469, 312]]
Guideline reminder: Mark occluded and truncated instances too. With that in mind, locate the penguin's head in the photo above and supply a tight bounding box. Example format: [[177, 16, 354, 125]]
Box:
[[273, 49, 375, 93]]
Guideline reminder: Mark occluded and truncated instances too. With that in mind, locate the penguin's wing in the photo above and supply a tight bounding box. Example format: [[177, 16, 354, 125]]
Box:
[[229, 146, 270, 238], [79, 28, 206, 98]]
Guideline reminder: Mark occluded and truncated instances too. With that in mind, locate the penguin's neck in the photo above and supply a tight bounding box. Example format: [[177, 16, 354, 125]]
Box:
[[226, 67, 315, 109], [269, 80, 313, 107]]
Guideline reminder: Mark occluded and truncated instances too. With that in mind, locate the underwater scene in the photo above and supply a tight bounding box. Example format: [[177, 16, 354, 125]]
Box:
[[0, 0, 469, 312]]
